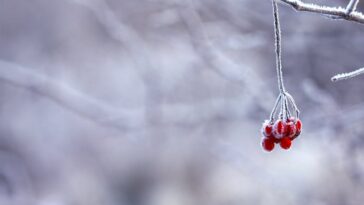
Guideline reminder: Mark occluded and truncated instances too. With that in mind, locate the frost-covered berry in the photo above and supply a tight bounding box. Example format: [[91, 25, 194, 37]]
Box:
[[262, 137, 275, 152], [274, 119, 289, 138], [265, 124, 273, 136], [274, 120, 285, 136], [296, 119, 302, 133], [280, 137, 292, 150], [262, 121, 273, 136], [293, 119, 302, 138], [286, 121, 296, 138]]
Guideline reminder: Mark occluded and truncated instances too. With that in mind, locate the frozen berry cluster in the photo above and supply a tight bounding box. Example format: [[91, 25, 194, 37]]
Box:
[[261, 117, 302, 152]]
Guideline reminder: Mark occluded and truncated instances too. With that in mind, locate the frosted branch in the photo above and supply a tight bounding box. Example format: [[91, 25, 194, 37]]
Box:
[[331, 68, 364, 82], [278, 0, 364, 24], [278, 0, 364, 82]]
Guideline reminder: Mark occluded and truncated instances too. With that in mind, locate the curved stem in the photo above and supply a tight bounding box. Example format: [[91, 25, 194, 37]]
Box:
[[280, 94, 286, 119], [284, 95, 291, 118], [285, 92, 300, 118], [270, 94, 282, 122]]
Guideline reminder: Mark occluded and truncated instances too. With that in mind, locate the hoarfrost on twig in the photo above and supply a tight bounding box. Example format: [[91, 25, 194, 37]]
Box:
[[278, 0, 364, 81]]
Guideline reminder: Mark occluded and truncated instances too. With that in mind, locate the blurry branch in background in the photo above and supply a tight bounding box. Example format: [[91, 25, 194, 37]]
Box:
[[309, 101, 364, 131], [302, 79, 338, 110], [69, 0, 170, 133], [0, 0, 264, 133], [70, 0, 143, 50], [78, 0, 272, 122], [177, 0, 275, 111], [0, 60, 257, 131], [71, 0, 276, 112], [0, 60, 145, 131], [278, 0, 364, 81]]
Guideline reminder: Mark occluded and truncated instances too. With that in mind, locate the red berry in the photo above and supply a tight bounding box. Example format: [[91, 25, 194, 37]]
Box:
[[262, 137, 275, 152], [286, 121, 296, 138], [265, 125, 273, 136], [283, 123, 290, 136], [292, 119, 302, 139], [280, 137, 292, 150], [262, 121, 273, 136], [274, 120, 285, 136], [296, 119, 302, 132]]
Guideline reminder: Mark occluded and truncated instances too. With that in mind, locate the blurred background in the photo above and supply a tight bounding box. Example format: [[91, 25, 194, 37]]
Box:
[[0, 0, 364, 204]]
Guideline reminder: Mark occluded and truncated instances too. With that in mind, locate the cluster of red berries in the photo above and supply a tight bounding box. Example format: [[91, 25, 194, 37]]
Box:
[[261, 117, 302, 151]]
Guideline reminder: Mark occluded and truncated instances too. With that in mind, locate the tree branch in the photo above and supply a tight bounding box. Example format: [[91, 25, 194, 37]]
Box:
[[331, 67, 364, 82], [278, 0, 364, 24], [278, 0, 364, 81]]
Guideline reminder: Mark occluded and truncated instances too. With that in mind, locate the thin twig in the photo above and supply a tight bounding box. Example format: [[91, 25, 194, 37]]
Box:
[[270, 94, 282, 122], [278, 0, 364, 24], [331, 67, 364, 82], [285, 92, 300, 118], [278, 0, 364, 82], [346, 0, 360, 14], [280, 94, 287, 120], [272, 0, 286, 93], [284, 94, 291, 117]]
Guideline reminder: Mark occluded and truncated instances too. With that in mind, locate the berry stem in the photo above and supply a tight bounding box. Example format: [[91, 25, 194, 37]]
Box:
[[283, 95, 291, 118], [270, 94, 282, 123], [280, 94, 285, 119], [272, 0, 286, 94], [285, 92, 300, 118]]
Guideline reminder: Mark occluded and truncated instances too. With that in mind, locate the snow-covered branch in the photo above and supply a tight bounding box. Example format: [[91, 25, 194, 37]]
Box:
[[278, 0, 364, 81], [278, 0, 364, 24], [331, 67, 364, 82]]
